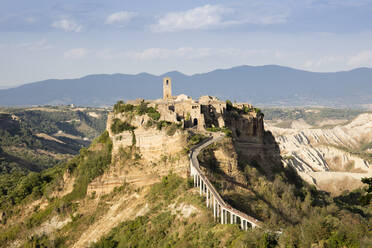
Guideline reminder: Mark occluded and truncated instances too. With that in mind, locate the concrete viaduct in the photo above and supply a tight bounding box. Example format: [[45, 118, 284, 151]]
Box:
[[189, 134, 261, 230]]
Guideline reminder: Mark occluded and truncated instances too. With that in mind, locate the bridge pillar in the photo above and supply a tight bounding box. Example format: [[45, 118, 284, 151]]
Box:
[[224, 209, 227, 224], [241, 218, 244, 230], [230, 212, 233, 224], [193, 174, 196, 187], [213, 198, 216, 219], [206, 188, 209, 207], [199, 179, 202, 195], [221, 208, 224, 224]]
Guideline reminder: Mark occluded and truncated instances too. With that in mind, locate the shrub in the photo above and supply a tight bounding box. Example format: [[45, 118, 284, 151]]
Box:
[[206, 127, 232, 137], [166, 123, 181, 136], [25, 203, 55, 228], [253, 107, 261, 114], [359, 177, 372, 205], [94, 130, 110, 144], [147, 173, 183, 203], [114, 100, 161, 121], [23, 234, 59, 248], [157, 121, 172, 130], [146, 107, 161, 121], [113, 101, 134, 114], [110, 118, 135, 134], [148, 111, 161, 121], [135, 101, 148, 115], [145, 120, 154, 128], [188, 133, 208, 146], [0, 225, 21, 246], [67, 131, 113, 200], [226, 100, 233, 111]]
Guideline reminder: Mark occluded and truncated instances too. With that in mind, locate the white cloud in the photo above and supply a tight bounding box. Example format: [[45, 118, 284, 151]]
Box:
[[131, 48, 188, 60], [106, 11, 137, 25], [348, 51, 372, 67], [151, 4, 289, 32], [304, 56, 346, 68], [151, 5, 236, 32], [17, 39, 53, 51], [64, 48, 88, 59], [52, 19, 82, 32], [96, 49, 122, 59], [122, 47, 267, 60], [255, 14, 288, 25], [307, 0, 368, 8]]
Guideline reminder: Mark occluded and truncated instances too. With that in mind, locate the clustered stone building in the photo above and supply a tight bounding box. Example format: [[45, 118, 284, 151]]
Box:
[[128, 77, 264, 143], [151, 77, 227, 130]]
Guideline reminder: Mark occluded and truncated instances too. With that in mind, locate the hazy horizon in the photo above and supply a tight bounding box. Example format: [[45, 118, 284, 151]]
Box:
[[2, 64, 372, 90], [2, 0, 372, 87]]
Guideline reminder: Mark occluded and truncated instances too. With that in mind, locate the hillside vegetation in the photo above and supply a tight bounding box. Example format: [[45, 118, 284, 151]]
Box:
[[0, 105, 372, 247], [0, 106, 108, 174]]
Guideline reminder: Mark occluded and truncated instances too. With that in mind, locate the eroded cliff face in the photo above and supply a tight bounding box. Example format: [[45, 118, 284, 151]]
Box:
[[266, 114, 372, 194], [75, 105, 268, 247], [224, 112, 265, 143], [88, 112, 189, 196], [198, 138, 244, 183], [107, 112, 187, 163]]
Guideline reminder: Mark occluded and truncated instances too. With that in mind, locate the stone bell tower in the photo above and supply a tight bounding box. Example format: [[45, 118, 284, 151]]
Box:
[[163, 77, 172, 100]]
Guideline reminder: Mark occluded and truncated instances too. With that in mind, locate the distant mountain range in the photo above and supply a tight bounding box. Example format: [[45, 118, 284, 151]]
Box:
[[1, 65, 372, 108]]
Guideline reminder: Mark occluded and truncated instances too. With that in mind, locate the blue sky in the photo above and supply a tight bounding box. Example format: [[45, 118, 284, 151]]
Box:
[[1, 0, 372, 87]]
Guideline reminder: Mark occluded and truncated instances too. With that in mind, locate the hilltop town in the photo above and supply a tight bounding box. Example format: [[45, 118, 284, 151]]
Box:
[[125, 77, 264, 140], [1, 78, 371, 247]]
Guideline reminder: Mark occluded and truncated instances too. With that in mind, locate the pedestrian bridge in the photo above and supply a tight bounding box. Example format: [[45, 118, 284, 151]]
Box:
[[189, 134, 261, 230]]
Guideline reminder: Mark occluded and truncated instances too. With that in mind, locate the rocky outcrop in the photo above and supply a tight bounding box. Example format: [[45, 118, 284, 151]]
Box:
[[107, 112, 187, 163], [266, 113, 372, 194], [88, 111, 189, 197], [88, 100, 266, 197], [225, 112, 264, 143]]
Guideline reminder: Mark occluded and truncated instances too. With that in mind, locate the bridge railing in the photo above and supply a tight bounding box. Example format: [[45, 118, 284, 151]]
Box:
[[189, 133, 261, 228]]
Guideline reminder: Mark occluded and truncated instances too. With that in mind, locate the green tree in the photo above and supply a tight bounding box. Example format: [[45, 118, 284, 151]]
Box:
[[226, 100, 233, 111], [359, 177, 372, 205]]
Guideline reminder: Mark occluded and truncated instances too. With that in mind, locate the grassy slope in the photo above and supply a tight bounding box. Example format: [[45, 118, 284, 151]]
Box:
[[197, 137, 372, 247], [17, 173, 279, 248], [1, 106, 372, 247], [0, 131, 112, 241]]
